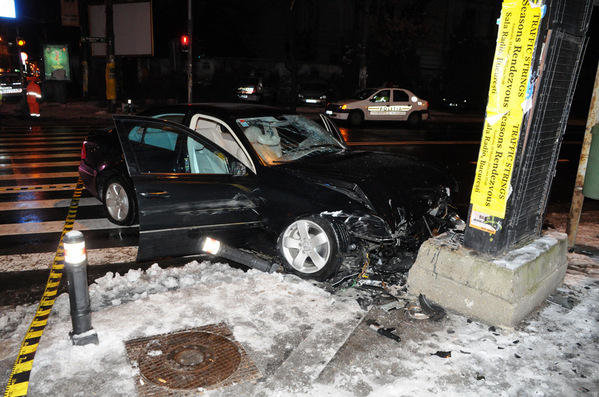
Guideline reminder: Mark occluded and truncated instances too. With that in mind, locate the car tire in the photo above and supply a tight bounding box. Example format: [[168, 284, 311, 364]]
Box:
[[103, 176, 136, 226], [408, 112, 422, 127], [278, 216, 344, 281], [348, 110, 363, 127]]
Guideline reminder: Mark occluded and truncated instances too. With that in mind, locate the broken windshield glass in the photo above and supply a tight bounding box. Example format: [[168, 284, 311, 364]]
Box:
[[236, 115, 344, 165]]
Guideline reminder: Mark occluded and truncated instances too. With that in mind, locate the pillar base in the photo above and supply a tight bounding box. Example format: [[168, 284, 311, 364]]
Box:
[[407, 231, 568, 327]]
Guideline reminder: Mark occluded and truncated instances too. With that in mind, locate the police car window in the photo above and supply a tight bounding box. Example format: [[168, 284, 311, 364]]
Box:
[[371, 90, 390, 103], [393, 90, 409, 102]]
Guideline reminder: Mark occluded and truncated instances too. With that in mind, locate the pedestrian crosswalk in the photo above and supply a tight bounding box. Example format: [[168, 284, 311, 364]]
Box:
[[0, 122, 138, 271]]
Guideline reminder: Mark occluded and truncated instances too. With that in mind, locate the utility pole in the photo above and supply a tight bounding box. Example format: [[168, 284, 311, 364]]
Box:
[[358, 0, 370, 89], [105, 0, 116, 111], [186, 0, 193, 103], [80, 0, 90, 98], [566, 62, 599, 247]]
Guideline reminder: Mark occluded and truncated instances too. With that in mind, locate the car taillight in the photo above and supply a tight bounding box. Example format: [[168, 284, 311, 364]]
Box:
[[81, 142, 87, 160], [423, 100, 429, 109]]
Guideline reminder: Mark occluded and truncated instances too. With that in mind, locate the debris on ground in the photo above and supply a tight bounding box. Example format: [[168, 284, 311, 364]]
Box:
[[418, 294, 446, 321], [366, 320, 401, 343], [431, 350, 452, 358]]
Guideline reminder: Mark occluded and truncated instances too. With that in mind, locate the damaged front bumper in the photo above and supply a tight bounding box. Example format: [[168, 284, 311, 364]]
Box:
[[320, 211, 397, 245]]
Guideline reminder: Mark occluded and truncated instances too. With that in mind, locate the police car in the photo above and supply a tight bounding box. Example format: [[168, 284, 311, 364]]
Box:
[[325, 87, 429, 126]]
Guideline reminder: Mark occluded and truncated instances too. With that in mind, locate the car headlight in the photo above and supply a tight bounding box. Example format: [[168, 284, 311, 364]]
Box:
[[320, 95, 327, 100]]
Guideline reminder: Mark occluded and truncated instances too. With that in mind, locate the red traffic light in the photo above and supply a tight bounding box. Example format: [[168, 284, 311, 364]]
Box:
[[180, 35, 189, 47]]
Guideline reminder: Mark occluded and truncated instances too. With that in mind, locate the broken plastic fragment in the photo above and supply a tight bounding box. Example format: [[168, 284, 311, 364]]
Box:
[[418, 294, 446, 321]]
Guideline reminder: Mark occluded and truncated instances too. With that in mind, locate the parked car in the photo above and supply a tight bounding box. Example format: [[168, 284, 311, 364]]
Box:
[[325, 87, 429, 126], [297, 81, 333, 106], [79, 104, 460, 280], [234, 77, 275, 103]]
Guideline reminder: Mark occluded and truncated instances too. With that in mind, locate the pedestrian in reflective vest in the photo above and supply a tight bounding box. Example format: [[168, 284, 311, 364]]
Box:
[[26, 77, 41, 117]]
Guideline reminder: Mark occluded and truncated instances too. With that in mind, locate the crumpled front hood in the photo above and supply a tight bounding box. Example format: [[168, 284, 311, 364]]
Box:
[[278, 151, 453, 225]]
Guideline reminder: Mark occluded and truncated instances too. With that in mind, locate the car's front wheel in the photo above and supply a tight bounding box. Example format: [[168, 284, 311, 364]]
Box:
[[103, 177, 136, 226], [348, 110, 364, 127], [278, 217, 343, 281]]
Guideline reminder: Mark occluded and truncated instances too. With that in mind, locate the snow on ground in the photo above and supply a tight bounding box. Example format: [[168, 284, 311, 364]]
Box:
[[1, 256, 597, 396]]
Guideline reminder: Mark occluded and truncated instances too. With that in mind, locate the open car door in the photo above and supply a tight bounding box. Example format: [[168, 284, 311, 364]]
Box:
[[112, 115, 263, 261]]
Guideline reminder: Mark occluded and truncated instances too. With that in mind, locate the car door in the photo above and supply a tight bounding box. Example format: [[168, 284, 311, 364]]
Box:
[[366, 89, 393, 120], [391, 89, 413, 121], [113, 115, 263, 261]]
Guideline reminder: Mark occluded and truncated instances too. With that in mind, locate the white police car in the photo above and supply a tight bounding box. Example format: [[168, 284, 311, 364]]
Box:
[[325, 87, 429, 126]]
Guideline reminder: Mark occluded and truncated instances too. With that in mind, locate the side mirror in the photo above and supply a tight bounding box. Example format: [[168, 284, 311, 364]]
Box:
[[231, 160, 247, 177]]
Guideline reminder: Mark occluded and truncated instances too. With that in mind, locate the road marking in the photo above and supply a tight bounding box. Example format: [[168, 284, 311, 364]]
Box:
[[0, 197, 101, 211], [0, 140, 83, 147], [0, 135, 86, 142], [4, 179, 85, 397], [0, 218, 130, 236], [0, 183, 77, 193], [0, 171, 79, 181], [0, 161, 80, 168], [0, 153, 80, 160], [0, 147, 80, 153], [345, 140, 582, 146]]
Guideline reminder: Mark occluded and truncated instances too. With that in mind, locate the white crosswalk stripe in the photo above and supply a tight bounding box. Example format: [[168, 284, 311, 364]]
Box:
[[0, 124, 137, 271]]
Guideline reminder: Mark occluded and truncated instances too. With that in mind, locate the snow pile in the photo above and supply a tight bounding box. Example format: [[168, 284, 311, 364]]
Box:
[[20, 261, 361, 396], [493, 234, 559, 269]]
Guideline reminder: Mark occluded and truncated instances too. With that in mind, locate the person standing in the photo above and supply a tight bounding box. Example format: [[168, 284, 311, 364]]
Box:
[[26, 76, 41, 117]]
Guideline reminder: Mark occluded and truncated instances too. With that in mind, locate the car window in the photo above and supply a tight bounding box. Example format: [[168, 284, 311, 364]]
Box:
[[125, 123, 230, 174], [393, 90, 409, 102], [152, 113, 185, 124], [236, 115, 344, 165], [372, 90, 390, 103]]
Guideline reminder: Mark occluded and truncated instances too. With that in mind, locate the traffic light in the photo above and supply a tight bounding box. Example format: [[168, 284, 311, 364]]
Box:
[[17, 38, 25, 46], [180, 35, 190, 52]]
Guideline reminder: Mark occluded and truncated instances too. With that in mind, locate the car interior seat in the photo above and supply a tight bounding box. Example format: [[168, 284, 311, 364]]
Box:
[[194, 118, 251, 168], [186, 137, 229, 174]]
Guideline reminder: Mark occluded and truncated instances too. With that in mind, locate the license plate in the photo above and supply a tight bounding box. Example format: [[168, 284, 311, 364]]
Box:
[[306, 99, 318, 104], [325, 110, 333, 115], [239, 94, 248, 99]]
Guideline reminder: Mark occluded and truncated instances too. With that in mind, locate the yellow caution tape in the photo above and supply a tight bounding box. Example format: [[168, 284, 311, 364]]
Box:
[[4, 178, 85, 397], [470, 0, 543, 225]]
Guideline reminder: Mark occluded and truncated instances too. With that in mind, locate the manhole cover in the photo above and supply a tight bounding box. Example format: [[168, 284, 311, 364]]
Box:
[[125, 324, 261, 396]]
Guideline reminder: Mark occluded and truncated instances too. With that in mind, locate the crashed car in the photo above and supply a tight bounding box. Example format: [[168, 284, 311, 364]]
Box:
[[79, 104, 460, 280]]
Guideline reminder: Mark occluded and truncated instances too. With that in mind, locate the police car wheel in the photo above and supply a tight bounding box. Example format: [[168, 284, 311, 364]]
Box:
[[408, 112, 422, 127], [349, 110, 363, 127]]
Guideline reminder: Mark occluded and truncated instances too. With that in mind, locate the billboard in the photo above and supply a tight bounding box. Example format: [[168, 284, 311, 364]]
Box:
[[89, 2, 153, 56], [0, 0, 16, 18], [43, 45, 71, 81]]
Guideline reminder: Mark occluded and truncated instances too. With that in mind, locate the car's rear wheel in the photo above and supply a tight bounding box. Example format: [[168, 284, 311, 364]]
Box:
[[103, 177, 136, 226], [348, 110, 363, 127], [278, 217, 343, 281], [408, 112, 422, 127]]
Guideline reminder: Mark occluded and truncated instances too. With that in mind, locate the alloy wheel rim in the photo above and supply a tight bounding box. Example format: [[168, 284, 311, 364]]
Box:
[[105, 182, 129, 221], [282, 220, 330, 274]]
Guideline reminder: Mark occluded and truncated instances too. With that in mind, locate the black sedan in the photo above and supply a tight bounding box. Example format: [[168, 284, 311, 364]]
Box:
[[79, 104, 460, 280]]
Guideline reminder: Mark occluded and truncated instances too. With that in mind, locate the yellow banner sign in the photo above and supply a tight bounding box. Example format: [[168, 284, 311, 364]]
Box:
[[470, 0, 543, 220]]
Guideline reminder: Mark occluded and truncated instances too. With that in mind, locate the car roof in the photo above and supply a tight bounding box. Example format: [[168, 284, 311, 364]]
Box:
[[140, 103, 289, 120]]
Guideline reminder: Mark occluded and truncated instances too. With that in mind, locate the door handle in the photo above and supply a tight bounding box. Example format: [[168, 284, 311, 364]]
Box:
[[140, 191, 171, 198]]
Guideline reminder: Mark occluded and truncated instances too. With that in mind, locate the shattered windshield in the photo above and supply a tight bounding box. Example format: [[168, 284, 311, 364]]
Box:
[[352, 88, 376, 100], [236, 115, 344, 165]]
